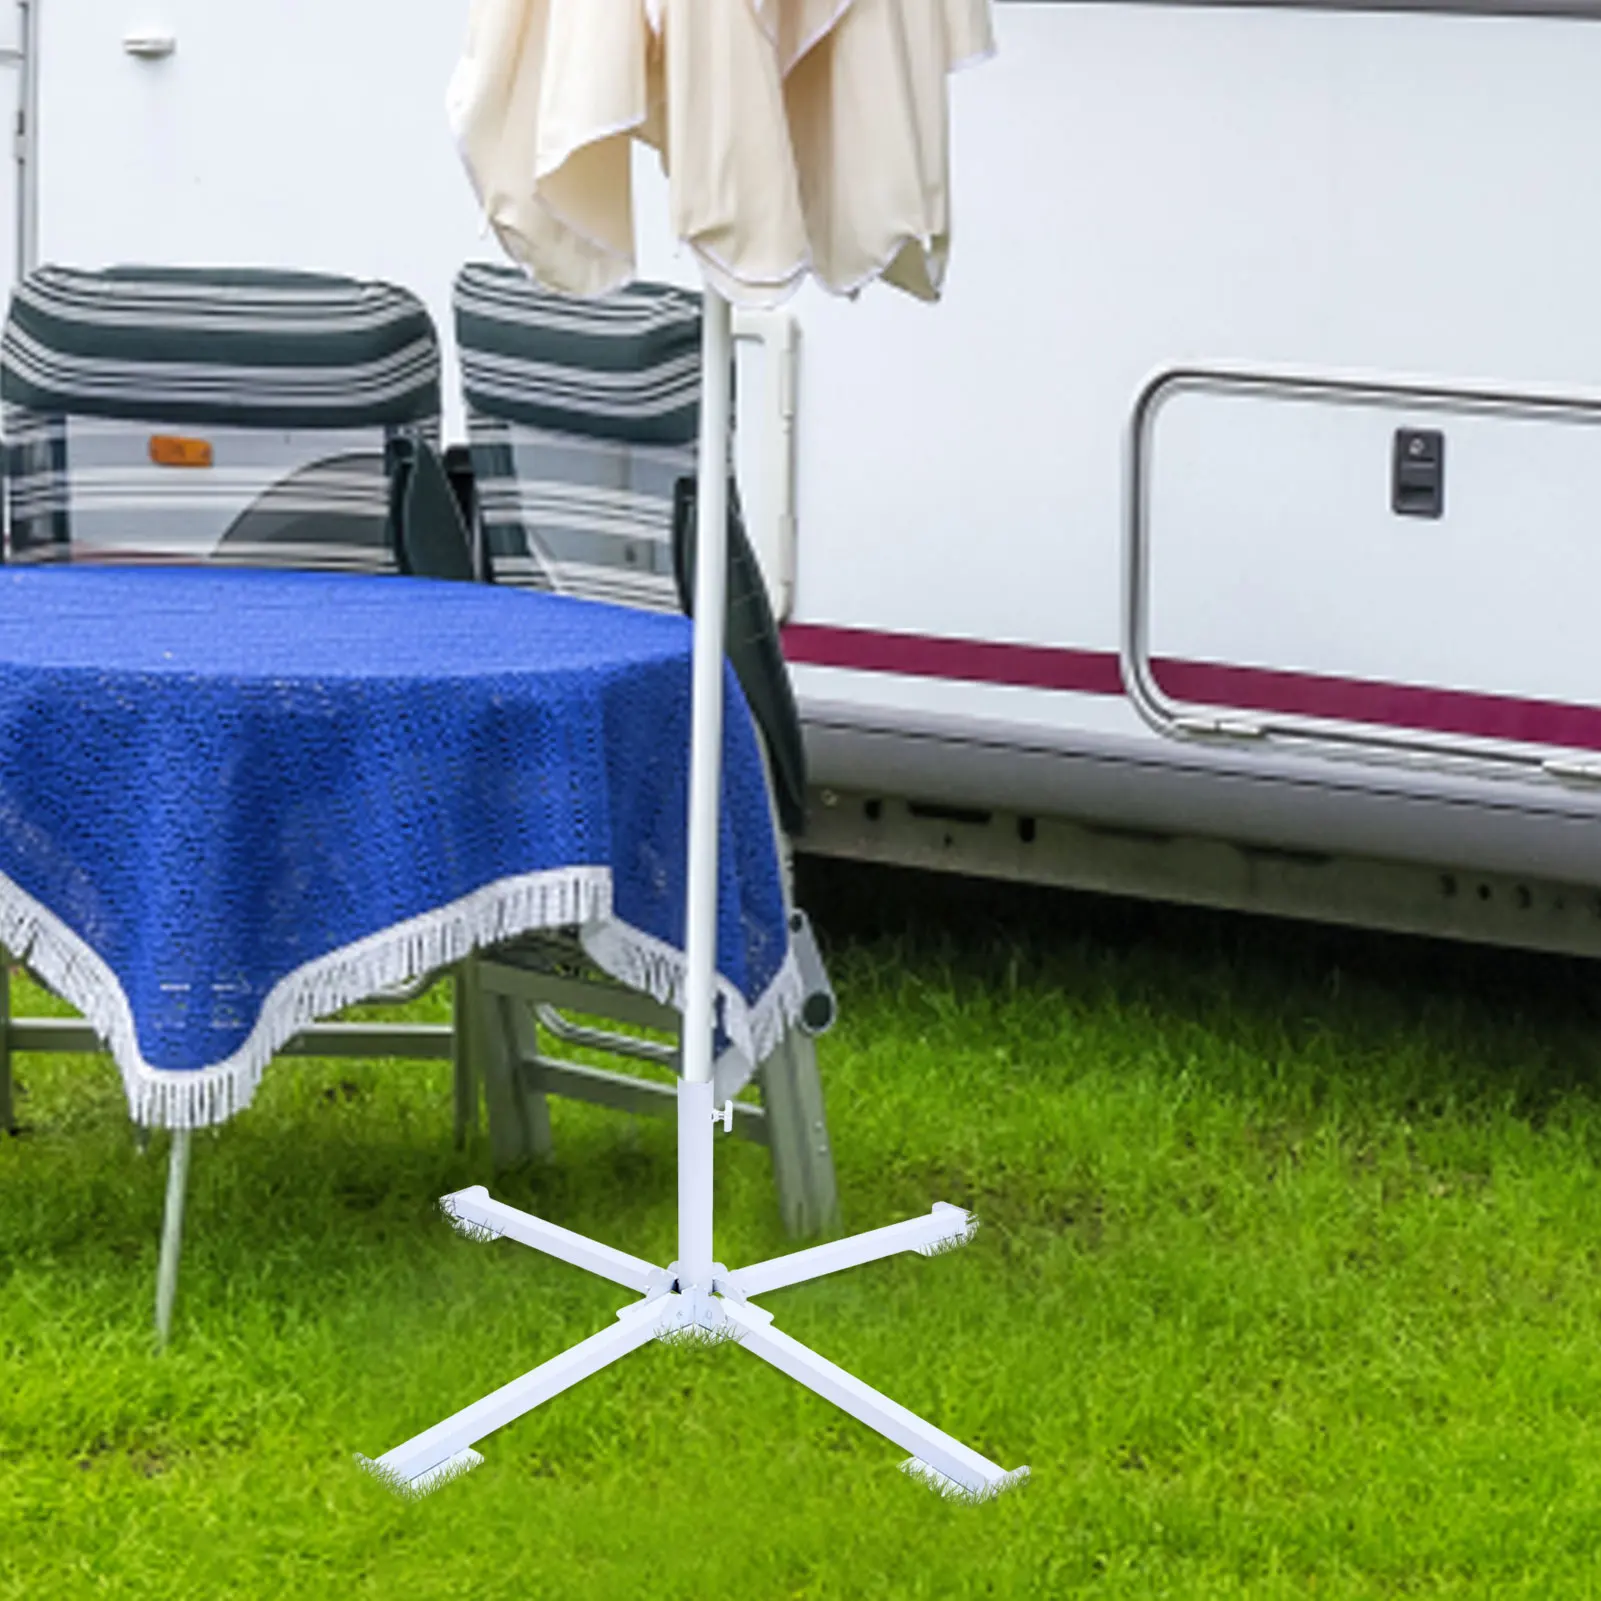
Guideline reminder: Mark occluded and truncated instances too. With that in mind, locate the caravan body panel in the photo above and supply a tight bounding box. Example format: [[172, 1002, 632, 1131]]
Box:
[[32, 0, 1601, 944]]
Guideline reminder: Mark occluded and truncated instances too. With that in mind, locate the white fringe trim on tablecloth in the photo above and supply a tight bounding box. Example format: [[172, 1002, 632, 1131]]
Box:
[[580, 915, 804, 1079], [0, 862, 800, 1131]]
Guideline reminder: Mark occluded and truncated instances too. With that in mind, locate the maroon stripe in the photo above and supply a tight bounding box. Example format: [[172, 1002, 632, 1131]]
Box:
[[781, 623, 1124, 696], [783, 621, 1601, 753], [1151, 658, 1601, 754]]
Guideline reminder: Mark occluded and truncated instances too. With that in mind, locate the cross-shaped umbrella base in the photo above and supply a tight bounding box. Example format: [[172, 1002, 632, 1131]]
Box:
[[358, 1181, 1029, 1502]]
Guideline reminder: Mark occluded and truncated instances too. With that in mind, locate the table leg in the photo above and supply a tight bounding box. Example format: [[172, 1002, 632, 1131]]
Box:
[[450, 964, 479, 1151], [0, 958, 13, 1134], [155, 1128, 192, 1348]]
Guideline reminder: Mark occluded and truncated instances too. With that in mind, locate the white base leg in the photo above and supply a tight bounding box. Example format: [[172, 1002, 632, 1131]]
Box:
[[721, 1299, 1028, 1500], [726, 1202, 975, 1299], [386, 1447, 486, 1497], [901, 1455, 1030, 1501], [359, 1293, 676, 1494], [441, 1185, 666, 1295]]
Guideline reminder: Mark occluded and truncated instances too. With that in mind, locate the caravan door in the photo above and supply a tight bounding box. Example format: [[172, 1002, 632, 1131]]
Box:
[[1131, 372, 1601, 782]]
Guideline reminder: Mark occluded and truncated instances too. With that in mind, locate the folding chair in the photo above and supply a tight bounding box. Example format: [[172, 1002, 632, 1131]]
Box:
[[452, 262, 839, 1237], [0, 264, 476, 1336]]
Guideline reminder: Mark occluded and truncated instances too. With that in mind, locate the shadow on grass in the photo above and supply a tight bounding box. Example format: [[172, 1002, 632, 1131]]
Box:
[[797, 854, 1601, 1130]]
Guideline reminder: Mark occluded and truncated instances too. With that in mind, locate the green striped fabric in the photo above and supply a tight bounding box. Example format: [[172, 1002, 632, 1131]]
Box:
[[3, 265, 440, 428], [454, 265, 707, 611], [455, 264, 701, 447], [2, 266, 443, 572]]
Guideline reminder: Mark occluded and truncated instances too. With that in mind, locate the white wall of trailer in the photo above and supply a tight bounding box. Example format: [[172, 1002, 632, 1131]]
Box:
[[780, 1, 1601, 742], [35, 0, 487, 429], [29, 1, 1601, 933], [40, 5, 1601, 656]]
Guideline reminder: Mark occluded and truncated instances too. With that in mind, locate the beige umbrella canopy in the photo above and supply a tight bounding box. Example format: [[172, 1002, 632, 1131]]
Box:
[[448, 0, 994, 308]]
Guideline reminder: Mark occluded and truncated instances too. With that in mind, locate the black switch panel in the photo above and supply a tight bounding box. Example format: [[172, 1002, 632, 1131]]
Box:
[[1393, 428, 1445, 519]]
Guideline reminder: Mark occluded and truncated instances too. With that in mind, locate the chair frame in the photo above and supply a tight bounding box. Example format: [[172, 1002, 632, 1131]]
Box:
[[459, 939, 838, 1240]]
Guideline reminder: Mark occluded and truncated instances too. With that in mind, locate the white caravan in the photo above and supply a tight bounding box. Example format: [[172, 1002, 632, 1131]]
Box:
[[13, 0, 1601, 957]]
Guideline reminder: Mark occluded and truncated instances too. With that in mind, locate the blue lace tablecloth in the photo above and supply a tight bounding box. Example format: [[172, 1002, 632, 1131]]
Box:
[[0, 566, 796, 1127]]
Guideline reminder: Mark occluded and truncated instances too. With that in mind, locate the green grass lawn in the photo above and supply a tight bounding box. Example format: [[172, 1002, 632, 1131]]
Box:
[[7, 860, 1601, 1598]]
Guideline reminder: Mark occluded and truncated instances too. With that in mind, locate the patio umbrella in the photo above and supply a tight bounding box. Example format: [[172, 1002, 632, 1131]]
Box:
[[363, 0, 1025, 1502], [449, 0, 991, 304]]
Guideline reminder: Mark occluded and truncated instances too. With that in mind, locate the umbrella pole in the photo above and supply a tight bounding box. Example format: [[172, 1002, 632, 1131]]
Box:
[[676, 284, 733, 1300]]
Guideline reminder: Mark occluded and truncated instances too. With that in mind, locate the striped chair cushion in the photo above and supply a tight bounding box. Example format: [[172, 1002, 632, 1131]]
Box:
[[2, 266, 442, 571], [454, 263, 707, 612]]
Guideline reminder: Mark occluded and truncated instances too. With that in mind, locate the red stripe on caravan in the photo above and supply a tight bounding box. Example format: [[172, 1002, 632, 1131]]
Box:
[[1151, 659, 1601, 755], [783, 622, 1601, 753], [780, 624, 1124, 695]]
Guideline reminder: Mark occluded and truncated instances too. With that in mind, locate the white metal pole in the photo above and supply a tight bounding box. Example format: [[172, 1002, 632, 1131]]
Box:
[[677, 286, 733, 1289], [154, 1126, 191, 1346]]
